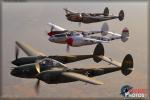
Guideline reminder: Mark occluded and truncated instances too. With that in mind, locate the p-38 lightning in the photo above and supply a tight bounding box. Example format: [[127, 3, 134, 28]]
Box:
[[11, 41, 134, 93], [64, 7, 124, 24], [47, 22, 129, 51]]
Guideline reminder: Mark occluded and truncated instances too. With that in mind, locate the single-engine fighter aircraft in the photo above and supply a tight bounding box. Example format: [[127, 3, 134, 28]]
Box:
[[64, 7, 124, 24], [11, 41, 134, 93], [47, 22, 129, 52]]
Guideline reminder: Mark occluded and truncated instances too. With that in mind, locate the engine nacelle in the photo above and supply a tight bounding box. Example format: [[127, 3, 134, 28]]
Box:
[[36, 70, 62, 84], [66, 33, 85, 47], [67, 14, 82, 22], [70, 36, 85, 47]]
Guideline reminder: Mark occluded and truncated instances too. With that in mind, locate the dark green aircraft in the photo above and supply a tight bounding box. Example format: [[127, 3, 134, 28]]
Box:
[[11, 41, 133, 93]]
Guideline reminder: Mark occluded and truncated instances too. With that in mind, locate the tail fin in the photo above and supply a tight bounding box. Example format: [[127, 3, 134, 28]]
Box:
[[121, 27, 129, 42], [103, 7, 109, 16], [118, 10, 124, 21], [121, 54, 134, 76], [101, 22, 109, 36], [93, 43, 104, 63]]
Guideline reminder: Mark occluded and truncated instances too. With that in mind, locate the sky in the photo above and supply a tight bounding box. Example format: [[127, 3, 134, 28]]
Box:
[[1, 1, 148, 99]]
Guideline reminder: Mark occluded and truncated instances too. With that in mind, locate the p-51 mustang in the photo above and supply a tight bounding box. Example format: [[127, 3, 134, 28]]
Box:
[[47, 22, 129, 51], [11, 41, 133, 93], [64, 7, 124, 24]]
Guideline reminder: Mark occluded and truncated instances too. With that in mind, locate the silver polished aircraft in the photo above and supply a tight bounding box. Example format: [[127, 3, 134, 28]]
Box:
[[47, 22, 129, 52]]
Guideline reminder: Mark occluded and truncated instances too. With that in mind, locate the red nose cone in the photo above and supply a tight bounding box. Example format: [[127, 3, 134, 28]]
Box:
[[122, 27, 129, 33], [66, 38, 73, 46], [48, 32, 53, 36]]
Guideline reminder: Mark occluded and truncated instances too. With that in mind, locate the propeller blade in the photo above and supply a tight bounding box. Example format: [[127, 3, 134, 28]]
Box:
[[35, 79, 40, 94], [35, 63, 40, 73], [78, 13, 82, 27], [47, 25, 54, 36], [66, 37, 73, 51], [35, 61, 41, 94], [78, 22, 81, 27], [50, 25, 54, 32], [66, 44, 70, 52], [15, 46, 19, 60], [45, 30, 49, 36]]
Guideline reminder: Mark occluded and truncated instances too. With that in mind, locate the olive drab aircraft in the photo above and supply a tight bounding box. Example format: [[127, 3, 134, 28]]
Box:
[[11, 41, 134, 93], [47, 22, 129, 52], [64, 7, 124, 24]]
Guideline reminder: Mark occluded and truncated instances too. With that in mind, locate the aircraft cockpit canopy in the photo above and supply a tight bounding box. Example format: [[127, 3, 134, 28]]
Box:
[[40, 58, 53, 67], [67, 31, 80, 36], [54, 34, 66, 37]]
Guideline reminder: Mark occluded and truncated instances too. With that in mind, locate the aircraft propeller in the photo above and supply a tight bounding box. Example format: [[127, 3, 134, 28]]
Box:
[[47, 24, 54, 36], [78, 13, 82, 27], [34, 61, 41, 94], [50, 25, 54, 32], [66, 37, 73, 52], [78, 22, 81, 27], [35, 79, 40, 94], [66, 44, 70, 52], [15, 46, 19, 60]]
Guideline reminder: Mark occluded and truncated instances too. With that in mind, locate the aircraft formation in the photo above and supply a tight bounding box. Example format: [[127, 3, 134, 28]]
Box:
[[10, 7, 133, 94]]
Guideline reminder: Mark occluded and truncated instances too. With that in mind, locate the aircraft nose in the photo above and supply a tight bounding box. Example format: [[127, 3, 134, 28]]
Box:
[[49, 37, 54, 42], [10, 68, 21, 77], [66, 14, 70, 17], [11, 60, 18, 65]]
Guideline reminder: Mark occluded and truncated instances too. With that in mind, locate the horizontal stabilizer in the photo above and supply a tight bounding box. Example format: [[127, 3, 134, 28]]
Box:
[[99, 56, 121, 67], [98, 54, 133, 76], [62, 72, 103, 85]]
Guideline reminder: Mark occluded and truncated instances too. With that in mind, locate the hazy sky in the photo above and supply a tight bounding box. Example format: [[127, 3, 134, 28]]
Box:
[[2, 1, 148, 99]]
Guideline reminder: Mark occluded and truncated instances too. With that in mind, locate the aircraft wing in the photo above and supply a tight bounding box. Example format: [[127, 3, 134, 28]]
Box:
[[16, 41, 46, 56], [62, 72, 103, 85], [89, 13, 103, 16], [83, 37, 109, 43], [99, 56, 121, 67], [48, 55, 95, 64], [48, 22, 67, 31], [82, 31, 102, 36], [85, 15, 103, 19], [107, 31, 121, 37], [74, 30, 102, 36]]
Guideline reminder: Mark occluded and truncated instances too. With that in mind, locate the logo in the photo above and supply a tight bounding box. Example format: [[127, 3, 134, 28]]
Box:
[[120, 85, 146, 98]]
